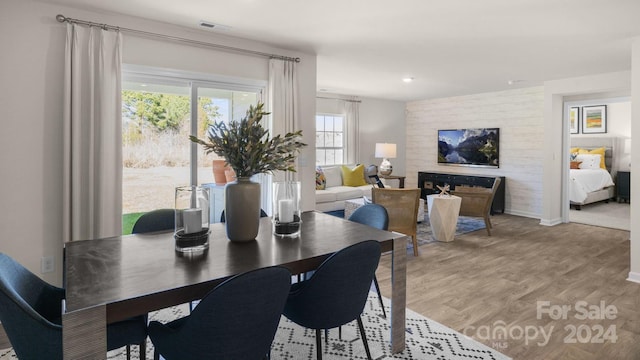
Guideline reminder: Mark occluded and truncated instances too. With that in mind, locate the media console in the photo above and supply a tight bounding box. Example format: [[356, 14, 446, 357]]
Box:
[[418, 171, 506, 214]]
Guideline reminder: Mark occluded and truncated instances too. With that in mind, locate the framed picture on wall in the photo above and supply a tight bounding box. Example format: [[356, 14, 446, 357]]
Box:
[[569, 107, 580, 134], [581, 105, 607, 134]]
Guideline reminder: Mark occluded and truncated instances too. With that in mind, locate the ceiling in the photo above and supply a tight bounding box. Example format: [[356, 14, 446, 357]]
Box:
[[43, 0, 640, 101]]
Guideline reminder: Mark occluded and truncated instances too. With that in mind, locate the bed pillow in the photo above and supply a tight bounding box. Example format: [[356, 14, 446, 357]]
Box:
[[341, 164, 368, 187], [575, 154, 601, 170], [315, 167, 326, 190], [578, 147, 606, 169]]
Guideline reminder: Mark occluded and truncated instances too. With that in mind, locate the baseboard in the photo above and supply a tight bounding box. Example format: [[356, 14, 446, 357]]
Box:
[[504, 209, 541, 219], [627, 272, 640, 284], [539, 217, 563, 226]]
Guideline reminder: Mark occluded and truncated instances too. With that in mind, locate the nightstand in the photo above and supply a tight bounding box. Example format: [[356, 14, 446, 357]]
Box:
[[380, 175, 405, 188], [617, 171, 630, 203]]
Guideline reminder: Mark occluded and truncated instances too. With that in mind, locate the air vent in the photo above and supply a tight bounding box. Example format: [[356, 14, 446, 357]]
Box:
[[199, 21, 231, 32]]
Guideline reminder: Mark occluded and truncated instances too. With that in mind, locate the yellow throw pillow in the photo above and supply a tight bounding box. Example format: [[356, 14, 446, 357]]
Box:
[[578, 147, 606, 169], [341, 165, 368, 187], [570, 147, 582, 154]]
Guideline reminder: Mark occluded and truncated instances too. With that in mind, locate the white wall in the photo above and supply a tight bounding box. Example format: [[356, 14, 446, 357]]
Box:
[[629, 38, 640, 283], [405, 87, 545, 218], [316, 95, 406, 182], [0, 0, 316, 285]]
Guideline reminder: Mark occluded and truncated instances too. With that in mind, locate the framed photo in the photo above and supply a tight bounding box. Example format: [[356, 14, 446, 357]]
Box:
[[581, 105, 607, 134], [569, 107, 580, 134]]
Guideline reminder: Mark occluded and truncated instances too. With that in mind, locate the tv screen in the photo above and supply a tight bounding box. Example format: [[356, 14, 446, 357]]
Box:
[[438, 128, 499, 168]]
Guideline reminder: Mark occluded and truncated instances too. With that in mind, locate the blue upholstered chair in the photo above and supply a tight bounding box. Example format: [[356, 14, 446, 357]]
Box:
[[0, 253, 148, 360], [348, 204, 389, 319], [283, 240, 381, 360], [132, 208, 175, 234], [148, 266, 291, 360]]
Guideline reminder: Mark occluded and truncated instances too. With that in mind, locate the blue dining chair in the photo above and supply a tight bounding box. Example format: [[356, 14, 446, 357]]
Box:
[[283, 240, 381, 360], [132, 208, 175, 234], [0, 253, 148, 360], [148, 266, 291, 360], [348, 204, 389, 319]]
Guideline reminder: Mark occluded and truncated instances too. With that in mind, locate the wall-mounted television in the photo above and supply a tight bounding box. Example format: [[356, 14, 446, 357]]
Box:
[[438, 128, 499, 168]]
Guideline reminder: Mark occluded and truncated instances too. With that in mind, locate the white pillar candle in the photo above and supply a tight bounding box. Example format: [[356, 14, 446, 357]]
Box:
[[183, 208, 202, 234], [278, 199, 294, 223]]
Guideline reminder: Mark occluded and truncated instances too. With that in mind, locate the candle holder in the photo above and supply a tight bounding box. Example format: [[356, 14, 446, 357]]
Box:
[[175, 186, 211, 253], [272, 181, 301, 237]]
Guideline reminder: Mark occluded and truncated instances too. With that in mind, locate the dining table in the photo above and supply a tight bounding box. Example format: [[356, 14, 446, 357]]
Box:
[[62, 211, 408, 358]]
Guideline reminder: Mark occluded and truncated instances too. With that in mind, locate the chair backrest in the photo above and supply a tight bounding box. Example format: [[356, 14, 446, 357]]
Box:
[[348, 204, 389, 231], [149, 266, 291, 360], [0, 253, 64, 360], [371, 188, 420, 237], [283, 240, 381, 330], [131, 208, 175, 234], [454, 178, 501, 217]]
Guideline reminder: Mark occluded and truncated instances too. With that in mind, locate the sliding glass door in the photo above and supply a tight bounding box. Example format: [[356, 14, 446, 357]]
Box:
[[121, 71, 263, 232]]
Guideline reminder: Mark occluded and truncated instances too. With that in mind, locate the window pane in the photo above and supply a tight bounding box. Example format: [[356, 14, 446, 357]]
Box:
[[334, 117, 343, 131], [316, 132, 325, 147], [325, 132, 335, 147], [334, 132, 343, 147], [335, 149, 344, 164], [316, 116, 325, 131], [122, 82, 191, 216], [326, 150, 336, 165], [316, 149, 326, 166]]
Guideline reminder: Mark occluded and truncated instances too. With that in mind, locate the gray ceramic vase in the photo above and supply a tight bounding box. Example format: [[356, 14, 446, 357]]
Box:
[[224, 177, 261, 242]]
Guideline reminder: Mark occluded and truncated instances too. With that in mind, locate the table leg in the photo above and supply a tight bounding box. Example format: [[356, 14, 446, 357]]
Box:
[[62, 305, 107, 359], [390, 235, 407, 353]]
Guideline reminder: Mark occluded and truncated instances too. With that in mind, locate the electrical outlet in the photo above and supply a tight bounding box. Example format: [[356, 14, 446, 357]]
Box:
[[41, 256, 54, 273]]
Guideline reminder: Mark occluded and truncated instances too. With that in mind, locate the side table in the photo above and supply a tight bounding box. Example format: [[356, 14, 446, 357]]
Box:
[[426, 194, 461, 242], [380, 175, 406, 188], [617, 171, 630, 203]]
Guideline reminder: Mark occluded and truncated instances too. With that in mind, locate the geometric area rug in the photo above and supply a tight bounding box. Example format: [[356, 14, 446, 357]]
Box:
[[98, 293, 509, 360], [0, 297, 509, 360]]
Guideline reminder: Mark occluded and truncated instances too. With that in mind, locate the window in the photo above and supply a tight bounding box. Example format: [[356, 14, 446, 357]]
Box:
[[121, 69, 263, 230], [315, 114, 344, 165]]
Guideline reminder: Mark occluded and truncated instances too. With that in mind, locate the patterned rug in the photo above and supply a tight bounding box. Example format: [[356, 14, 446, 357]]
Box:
[[99, 293, 508, 360], [415, 214, 486, 245], [0, 294, 509, 360]]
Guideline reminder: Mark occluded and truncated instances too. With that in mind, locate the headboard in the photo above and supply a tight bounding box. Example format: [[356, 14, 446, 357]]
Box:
[[570, 136, 620, 176]]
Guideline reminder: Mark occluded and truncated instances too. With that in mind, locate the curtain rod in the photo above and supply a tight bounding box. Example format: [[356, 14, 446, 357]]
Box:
[[55, 14, 300, 63], [316, 96, 361, 103]]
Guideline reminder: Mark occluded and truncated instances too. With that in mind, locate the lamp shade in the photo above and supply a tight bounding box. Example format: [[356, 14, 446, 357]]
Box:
[[375, 143, 397, 159]]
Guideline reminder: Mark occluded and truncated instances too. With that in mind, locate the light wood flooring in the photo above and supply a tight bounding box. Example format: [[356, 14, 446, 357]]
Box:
[[376, 214, 640, 360]]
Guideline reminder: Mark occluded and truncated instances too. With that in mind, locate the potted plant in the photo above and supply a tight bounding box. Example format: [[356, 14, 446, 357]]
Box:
[[190, 102, 306, 241]]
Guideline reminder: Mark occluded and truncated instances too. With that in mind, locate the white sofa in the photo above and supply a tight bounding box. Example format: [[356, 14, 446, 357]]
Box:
[[315, 164, 377, 212]]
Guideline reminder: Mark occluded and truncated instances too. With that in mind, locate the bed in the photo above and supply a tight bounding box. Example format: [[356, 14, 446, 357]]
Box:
[[569, 137, 620, 210]]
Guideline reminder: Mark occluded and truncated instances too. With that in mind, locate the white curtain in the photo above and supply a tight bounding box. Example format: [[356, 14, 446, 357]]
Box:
[[343, 99, 360, 164], [263, 58, 299, 213], [62, 23, 123, 242]]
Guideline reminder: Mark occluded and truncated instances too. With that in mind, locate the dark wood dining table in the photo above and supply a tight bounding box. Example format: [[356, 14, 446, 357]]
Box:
[[62, 211, 408, 358]]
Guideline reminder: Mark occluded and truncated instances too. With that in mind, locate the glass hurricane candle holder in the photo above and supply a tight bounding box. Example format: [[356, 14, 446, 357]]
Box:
[[272, 181, 301, 237], [175, 185, 211, 253]]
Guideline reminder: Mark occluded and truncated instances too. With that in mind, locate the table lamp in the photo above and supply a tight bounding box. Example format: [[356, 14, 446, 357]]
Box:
[[375, 143, 396, 176]]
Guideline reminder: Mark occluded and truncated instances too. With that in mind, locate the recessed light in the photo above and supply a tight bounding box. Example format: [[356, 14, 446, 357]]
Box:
[[507, 79, 524, 85], [403, 77, 414, 83]]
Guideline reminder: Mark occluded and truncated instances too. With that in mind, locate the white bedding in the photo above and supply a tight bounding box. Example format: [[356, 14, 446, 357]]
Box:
[[569, 168, 615, 203]]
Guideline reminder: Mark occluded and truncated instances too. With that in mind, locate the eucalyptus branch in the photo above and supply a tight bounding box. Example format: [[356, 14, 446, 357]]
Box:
[[189, 102, 307, 178]]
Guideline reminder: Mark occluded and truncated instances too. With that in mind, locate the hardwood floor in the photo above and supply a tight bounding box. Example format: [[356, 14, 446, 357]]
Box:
[[376, 214, 640, 359]]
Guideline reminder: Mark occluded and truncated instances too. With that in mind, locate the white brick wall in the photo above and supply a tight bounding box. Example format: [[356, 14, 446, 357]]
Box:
[[405, 86, 544, 218]]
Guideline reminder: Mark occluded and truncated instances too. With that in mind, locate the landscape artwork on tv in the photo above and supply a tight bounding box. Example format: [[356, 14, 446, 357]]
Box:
[[438, 128, 499, 168]]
